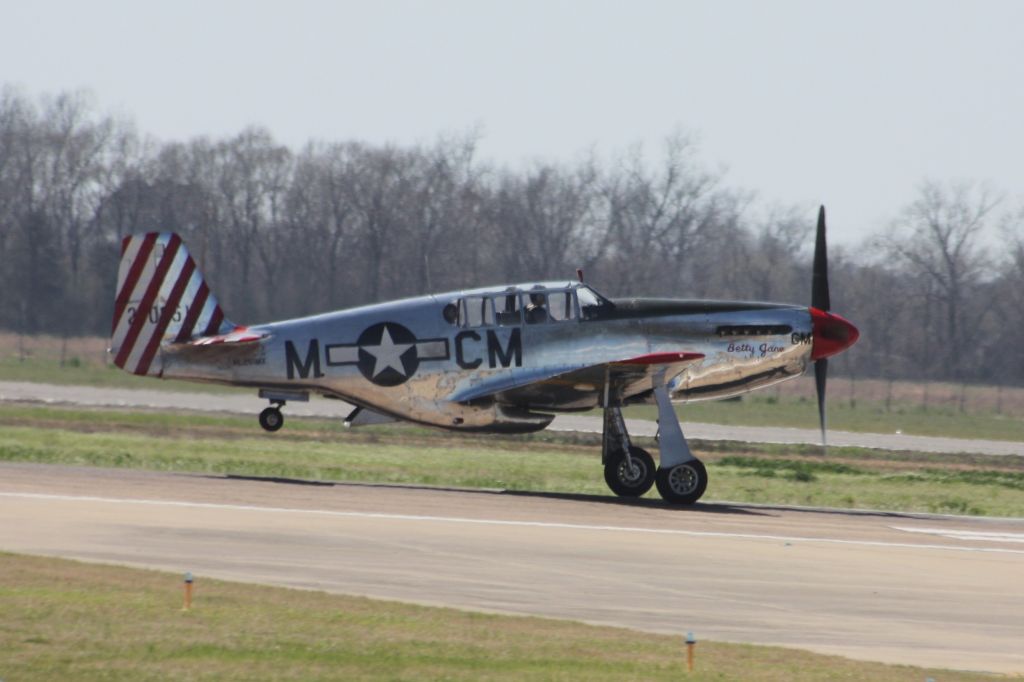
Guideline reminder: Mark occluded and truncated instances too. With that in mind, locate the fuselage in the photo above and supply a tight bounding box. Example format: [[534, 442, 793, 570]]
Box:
[[158, 282, 827, 432]]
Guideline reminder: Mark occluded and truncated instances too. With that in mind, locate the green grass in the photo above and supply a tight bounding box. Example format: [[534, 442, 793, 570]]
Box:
[[3, 405, 1024, 517], [0, 552, 1001, 682], [0, 354, 243, 393], [626, 394, 1024, 442], [0, 421, 608, 494]]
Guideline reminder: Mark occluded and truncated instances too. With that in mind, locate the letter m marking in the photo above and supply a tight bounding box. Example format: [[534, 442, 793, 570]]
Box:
[[285, 339, 323, 379]]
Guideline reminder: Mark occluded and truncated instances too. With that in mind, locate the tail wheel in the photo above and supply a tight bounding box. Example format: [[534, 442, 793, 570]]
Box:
[[259, 407, 284, 432], [604, 446, 656, 497], [655, 460, 708, 505]]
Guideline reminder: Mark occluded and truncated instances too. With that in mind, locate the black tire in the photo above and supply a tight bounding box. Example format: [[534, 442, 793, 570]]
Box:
[[259, 407, 284, 432], [655, 460, 708, 505], [604, 446, 656, 497]]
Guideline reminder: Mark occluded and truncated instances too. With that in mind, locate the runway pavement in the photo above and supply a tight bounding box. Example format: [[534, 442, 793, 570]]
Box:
[[2, 380, 1022, 456], [1, 462, 1022, 674]]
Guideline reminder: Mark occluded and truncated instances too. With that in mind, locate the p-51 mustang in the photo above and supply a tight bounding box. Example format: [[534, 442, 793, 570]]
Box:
[[110, 207, 858, 504]]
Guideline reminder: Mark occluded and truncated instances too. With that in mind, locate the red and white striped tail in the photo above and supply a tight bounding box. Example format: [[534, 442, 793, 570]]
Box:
[[110, 232, 233, 376]]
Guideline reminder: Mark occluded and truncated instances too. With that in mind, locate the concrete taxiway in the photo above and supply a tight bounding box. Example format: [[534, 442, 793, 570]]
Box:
[[1, 462, 1022, 674], [2, 380, 1022, 456]]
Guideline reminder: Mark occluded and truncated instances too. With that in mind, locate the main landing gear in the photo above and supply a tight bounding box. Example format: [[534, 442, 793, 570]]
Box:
[[602, 409, 656, 497], [602, 385, 707, 504]]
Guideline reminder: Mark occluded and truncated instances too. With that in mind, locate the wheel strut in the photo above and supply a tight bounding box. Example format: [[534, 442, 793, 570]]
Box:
[[652, 384, 708, 504], [602, 406, 634, 469]]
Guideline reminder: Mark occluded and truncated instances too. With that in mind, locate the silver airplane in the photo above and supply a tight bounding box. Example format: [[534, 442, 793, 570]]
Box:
[[110, 207, 858, 504]]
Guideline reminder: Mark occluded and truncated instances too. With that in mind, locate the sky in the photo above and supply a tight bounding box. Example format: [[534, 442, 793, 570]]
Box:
[[2, 0, 1022, 246]]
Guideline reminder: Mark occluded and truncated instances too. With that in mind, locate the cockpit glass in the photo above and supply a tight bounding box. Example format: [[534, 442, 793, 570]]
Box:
[[458, 296, 493, 327], [576, 285, 609, 319], [547, 291, 575, 321], [459, 285, 593, 327], [493, 291, 522, 326]]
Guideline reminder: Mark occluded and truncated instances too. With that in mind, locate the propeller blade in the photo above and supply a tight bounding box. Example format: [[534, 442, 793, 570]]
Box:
[[814, 357, 828, 451], [812, 205, 830, 312]]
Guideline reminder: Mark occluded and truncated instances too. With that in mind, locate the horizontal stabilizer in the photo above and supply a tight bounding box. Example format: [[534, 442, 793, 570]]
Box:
[[188, 326, 267, 346]]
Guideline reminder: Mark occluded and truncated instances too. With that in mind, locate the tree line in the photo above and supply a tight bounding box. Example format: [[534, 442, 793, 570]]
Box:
[[1, 87, 1022, 386]]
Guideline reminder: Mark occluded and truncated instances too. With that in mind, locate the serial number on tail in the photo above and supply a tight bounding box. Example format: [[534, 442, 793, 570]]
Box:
[[126, 303, 190, 325]]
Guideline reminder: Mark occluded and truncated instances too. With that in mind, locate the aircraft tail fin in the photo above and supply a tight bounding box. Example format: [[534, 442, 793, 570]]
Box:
[[110, 232, 234, 376]]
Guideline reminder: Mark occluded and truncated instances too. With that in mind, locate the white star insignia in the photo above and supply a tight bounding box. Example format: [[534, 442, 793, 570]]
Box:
[[363, 326, 414, 378]]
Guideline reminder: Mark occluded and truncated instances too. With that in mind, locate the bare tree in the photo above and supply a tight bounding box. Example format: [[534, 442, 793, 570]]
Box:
[[738, 206, 809, 302], [211, 127, 292, 319], [343, 144, 418, 301], [987, 204, 1024, 385], [878, 180, 1000, 381], [486, 159, 596, 283], [404, 134, 487, 292], [597, 135, 722, 296]]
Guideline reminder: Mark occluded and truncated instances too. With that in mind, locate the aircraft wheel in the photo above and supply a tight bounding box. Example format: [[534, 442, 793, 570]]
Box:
[[655, 460, 708, 505], [259, 407, 284, 432], [604, 446, 656, 497]]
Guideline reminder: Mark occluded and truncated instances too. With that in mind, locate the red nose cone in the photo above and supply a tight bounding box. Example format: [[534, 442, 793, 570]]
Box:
[[810, 308, 860, 360]]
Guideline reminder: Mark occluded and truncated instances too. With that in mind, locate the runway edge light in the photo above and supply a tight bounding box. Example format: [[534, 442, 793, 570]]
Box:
[[182, 571, 194, 611], [685, 631, 696, 672]]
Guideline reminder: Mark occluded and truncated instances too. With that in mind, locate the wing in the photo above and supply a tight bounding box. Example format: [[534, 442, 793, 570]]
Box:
[[448, 351, 704, 408]]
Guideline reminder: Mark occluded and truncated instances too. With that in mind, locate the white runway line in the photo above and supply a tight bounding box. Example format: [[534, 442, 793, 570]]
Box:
[[4, 491, 1024, 556], [892, 526, 1024, 544]]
